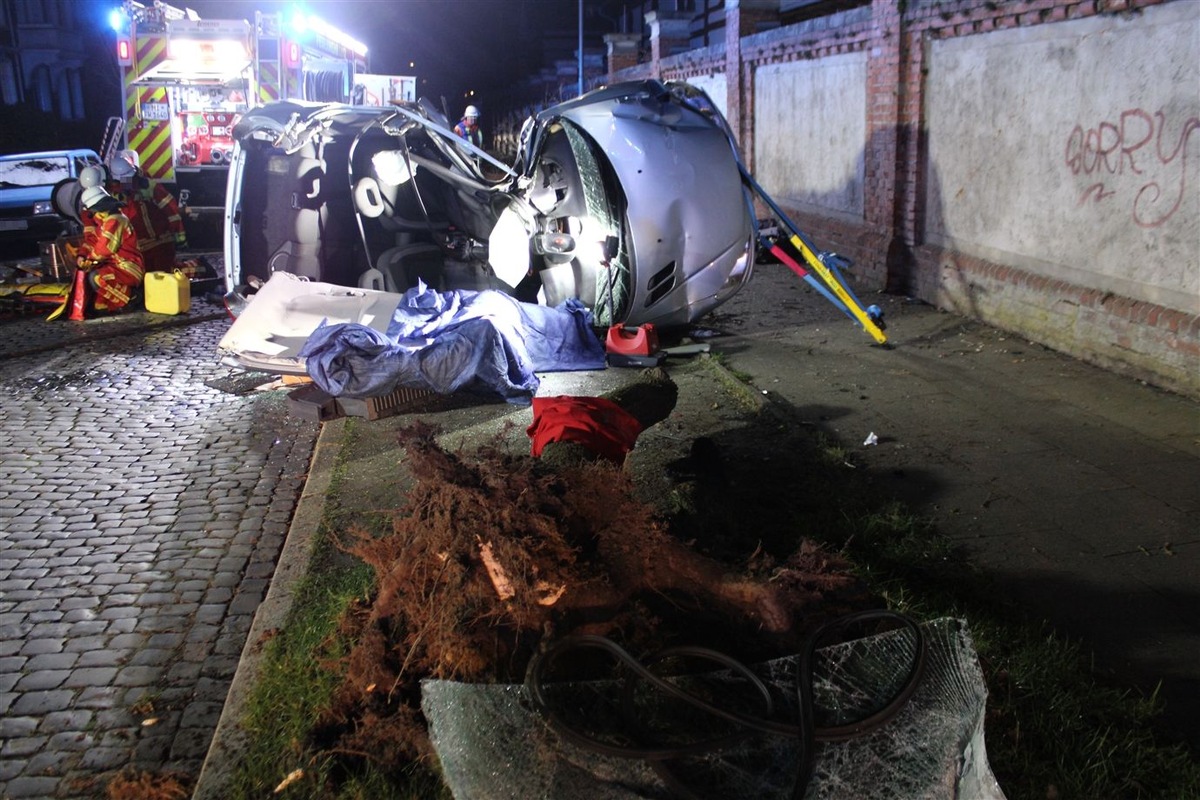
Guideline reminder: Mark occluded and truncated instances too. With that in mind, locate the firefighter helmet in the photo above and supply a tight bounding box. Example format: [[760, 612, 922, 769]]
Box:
[[464, 105, 479, 119], [81, 184, 113, 210], [79, 166, 105, 190], [110, 159, 134, 180], [111, 149, 140, 180]]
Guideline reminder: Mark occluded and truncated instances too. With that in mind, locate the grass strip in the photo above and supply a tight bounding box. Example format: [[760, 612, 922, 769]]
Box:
[[223, 549, 372, 799]]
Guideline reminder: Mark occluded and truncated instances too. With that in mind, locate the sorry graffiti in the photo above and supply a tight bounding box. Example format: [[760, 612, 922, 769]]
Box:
[[1064, 109, 1198, 228]]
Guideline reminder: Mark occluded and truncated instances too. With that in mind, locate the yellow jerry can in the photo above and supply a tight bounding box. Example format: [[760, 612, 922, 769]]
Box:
[[144, 269, 191, 315]]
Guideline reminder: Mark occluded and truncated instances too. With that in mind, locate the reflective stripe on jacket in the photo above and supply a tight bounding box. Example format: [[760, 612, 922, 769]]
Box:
[[77, 210, 144, 311]]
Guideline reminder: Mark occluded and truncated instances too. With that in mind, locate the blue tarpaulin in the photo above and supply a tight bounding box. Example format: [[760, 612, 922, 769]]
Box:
[[299, 283, 607, 404]]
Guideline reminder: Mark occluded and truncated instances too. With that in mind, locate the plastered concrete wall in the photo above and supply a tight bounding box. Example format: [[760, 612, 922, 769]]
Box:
[[753, 54, 868, 219], [684, 73, 729, 120], [925, 1, 1198, 316], [621, 0, 1199, 397]]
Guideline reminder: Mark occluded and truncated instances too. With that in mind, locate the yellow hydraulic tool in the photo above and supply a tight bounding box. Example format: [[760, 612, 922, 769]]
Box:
[[741, 165, 888, 345], [783, 231, 888, 345]]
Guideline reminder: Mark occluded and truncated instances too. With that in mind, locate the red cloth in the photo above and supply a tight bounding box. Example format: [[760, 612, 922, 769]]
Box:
[[527, 396, 644, 464]]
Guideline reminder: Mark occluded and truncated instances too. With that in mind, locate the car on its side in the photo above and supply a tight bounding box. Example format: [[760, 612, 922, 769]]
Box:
[[0, 148, 103, 251], [222, 80, 756, 332]]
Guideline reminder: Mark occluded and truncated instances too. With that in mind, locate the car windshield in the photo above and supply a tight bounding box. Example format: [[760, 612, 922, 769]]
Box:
[[0, 156, 71, 188]]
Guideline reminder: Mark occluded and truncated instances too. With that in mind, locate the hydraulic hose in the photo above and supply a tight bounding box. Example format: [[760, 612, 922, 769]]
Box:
[[525, 609, 927, 800]]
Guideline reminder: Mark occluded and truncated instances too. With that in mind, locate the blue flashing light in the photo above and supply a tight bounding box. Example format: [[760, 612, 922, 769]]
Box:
[[108, 7, 128, 33], [284, 5, 367, 57], [288, 8, 309, 38]]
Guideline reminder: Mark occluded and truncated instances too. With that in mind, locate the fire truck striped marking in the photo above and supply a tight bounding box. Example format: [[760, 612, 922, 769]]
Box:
[[127, 86, 173, 181], [126, 36, 173, 181], [258, 62, 280, 103], [124, 86, 173, 181], [128, 127, 172, 180], [132, 122, 174, 181], [134, 36, 167, 82]]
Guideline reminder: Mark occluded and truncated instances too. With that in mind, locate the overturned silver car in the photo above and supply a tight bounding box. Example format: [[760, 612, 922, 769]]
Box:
[[223, 79, 756, 330]]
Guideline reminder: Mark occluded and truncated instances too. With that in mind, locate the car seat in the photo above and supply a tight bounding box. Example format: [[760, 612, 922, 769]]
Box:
[[352, 146, 452, 290], [375, 243, 445, 292], [266, 146, 326, 280]]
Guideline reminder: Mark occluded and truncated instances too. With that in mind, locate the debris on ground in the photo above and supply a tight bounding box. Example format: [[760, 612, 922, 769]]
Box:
[[309, 421, 870, 777], [104, 768, 190, 800]]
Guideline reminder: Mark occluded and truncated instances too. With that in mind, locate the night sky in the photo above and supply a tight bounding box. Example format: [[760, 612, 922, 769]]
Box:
[[174, 0, 626, 114]]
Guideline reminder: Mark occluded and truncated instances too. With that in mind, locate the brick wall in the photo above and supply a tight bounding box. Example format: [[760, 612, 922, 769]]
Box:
[[610, 0, 1198, 398]]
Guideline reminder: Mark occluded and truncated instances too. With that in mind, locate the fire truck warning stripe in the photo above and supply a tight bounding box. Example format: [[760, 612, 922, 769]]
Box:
[[134, 36, 167, 81], [129, 124, 173, 181], [258, 62, 280, 102]]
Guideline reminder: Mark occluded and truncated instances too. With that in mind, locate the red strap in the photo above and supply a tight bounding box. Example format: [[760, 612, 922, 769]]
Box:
[[527, 396, 644, 464], [771, 242, 809, 278]]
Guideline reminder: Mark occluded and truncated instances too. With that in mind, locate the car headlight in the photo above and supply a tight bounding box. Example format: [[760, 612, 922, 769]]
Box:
[[32, 200, 54, 216]]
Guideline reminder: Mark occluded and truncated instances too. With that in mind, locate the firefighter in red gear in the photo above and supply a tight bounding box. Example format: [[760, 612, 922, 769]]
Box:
[[105, 150, 187, 272], [72, 182, 145, 313]]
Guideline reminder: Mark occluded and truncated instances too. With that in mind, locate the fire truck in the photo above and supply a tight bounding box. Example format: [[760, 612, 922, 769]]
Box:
[[111, 1, 414, 246]]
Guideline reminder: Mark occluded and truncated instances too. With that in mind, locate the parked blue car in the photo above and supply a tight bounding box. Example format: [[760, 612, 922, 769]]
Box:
[[0, 148, 102, 251]]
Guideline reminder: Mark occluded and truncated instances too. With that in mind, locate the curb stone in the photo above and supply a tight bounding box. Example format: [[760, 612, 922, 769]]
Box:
[[192, 418, 346, 800]]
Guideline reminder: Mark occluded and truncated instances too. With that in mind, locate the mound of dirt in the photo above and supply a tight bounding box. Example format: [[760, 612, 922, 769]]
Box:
[[310, 374, 875, 777]]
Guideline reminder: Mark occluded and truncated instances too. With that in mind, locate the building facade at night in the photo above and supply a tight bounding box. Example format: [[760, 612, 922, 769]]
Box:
[[0, 0, 89, 119], [0, 0, 118, 153]]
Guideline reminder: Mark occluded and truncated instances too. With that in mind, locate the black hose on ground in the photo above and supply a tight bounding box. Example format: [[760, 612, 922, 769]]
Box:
[[525, 609, 927, 800]]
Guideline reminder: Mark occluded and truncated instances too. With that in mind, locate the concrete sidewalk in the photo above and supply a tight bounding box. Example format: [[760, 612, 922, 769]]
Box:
[[710, 261, 1200, 747]]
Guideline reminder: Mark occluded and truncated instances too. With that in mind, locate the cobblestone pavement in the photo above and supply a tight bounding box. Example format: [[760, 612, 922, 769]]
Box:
[[0, 291, 319, 798]]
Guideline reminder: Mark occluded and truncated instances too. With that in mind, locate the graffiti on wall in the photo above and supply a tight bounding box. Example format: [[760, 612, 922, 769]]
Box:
[[1065, 109, 1199, 229]]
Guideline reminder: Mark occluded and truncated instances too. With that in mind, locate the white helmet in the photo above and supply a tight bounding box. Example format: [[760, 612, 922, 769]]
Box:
[[79, 166, 105, 190], [81, 184, 113, 210], [110, 149, 139, 180], [464, 105, 479, 119]]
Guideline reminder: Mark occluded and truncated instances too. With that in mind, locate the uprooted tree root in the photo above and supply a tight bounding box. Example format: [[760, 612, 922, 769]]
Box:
[[310, 422, 869, 778]]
